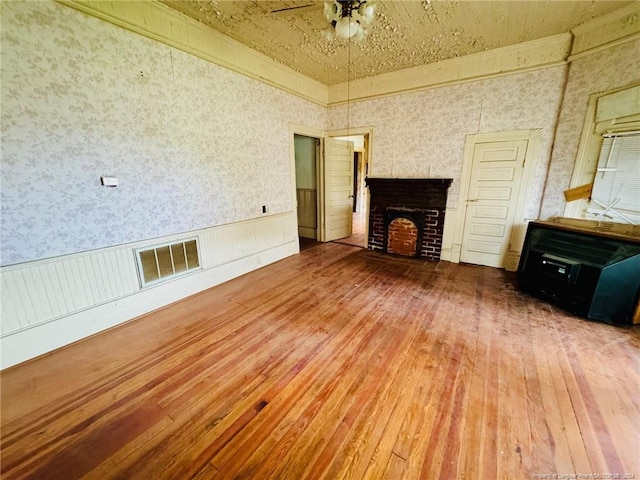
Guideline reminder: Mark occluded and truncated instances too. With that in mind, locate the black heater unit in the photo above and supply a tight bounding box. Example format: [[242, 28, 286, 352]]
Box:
[[517, 221, 640, 325]]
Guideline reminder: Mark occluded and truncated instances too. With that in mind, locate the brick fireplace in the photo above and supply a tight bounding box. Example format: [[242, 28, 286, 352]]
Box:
[[365, 178, 453, 260]]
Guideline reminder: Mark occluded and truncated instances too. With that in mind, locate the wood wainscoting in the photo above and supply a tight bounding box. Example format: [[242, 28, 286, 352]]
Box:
[[1, 243, 639, 479], [296, 187, 318, 239]]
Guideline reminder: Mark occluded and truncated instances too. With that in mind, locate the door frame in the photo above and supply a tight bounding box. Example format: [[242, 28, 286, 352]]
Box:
[[449, 129, 541, 271], [290, 125, 324, 241], [326, 127, 374, 247], [290, 125, 374, 245]]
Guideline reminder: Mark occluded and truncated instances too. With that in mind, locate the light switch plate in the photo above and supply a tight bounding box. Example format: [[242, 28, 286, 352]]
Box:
[[101, 176, 119, 187]]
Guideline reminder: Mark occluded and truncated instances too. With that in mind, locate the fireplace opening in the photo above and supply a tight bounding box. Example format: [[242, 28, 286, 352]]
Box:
[[388, 217, 419, 257]]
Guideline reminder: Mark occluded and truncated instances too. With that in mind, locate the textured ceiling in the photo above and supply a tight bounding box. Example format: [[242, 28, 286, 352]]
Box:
[[160, 1, 631, 85]]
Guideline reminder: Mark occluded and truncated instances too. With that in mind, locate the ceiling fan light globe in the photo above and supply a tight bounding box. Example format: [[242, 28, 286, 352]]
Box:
[[321, 25, 336, 41], [335, 17, 359, 38], [353, 26, 367, 41], [323, 1, 341, 22], [359, 2, 375, 20]]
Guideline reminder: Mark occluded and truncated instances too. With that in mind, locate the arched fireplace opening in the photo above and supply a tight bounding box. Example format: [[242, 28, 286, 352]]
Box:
[[387, 217, 420, 257]]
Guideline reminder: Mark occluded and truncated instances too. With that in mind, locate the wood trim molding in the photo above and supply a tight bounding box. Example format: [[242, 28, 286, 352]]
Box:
[[289, 125, 325, 241], [564, 82, 640, 220], [564, 95, 600, 220], [440, 207, 458, 263], [505, 129, 542, 272], [1, 238, 299, 369], [0, 211, 300, 368], [53, 0, 637, 108], [570, 2, 640, 58], [56, 0, 329, 106], [326, 127, 375, 176], [568, 32, 640, 63], [327, 34, 572, 106], [56, 0, 573, 107]]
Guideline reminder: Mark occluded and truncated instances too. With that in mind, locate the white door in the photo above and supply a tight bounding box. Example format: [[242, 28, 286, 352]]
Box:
[[460, 139, 528, 268], [323, 137, 354, 241]]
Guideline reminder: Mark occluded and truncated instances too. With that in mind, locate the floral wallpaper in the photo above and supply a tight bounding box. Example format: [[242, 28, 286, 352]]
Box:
[[328, 66, 568, 219], [0, 1, 326, 266], [539, 38, 640, 219], [4, 1, 636, 267]]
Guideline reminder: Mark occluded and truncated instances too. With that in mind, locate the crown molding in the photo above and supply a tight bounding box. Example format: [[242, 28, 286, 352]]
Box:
[[56, 0, 329, 106], [570, 1, 640, 57], [327, 33, 572, 106], [568, 32, 640, 63]]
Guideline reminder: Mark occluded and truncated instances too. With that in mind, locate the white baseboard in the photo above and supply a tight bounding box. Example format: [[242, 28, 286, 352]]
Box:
[[504, 251, 522, 272], [440, 247, 462, 263], [440, 247, 453, 262], [1, 240, 299, 370]]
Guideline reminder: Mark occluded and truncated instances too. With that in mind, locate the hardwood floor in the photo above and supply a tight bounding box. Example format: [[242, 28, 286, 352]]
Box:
[[1, 243, 639, 480]]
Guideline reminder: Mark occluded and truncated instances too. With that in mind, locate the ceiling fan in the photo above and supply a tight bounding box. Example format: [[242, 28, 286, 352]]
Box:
[[271, 1, 377, 40]]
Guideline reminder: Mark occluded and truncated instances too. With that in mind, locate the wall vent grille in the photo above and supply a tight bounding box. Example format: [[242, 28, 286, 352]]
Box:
[[135, 238, 201, 287]]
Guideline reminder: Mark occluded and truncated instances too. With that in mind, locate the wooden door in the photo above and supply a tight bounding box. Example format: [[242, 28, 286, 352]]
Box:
[[323, 137, 354, 241], [460, 139, 528, 268]]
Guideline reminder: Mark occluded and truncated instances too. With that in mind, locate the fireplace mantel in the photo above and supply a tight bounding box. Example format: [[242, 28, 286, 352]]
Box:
[[366, 178, 453, 186], [365, 178, 453, 207]]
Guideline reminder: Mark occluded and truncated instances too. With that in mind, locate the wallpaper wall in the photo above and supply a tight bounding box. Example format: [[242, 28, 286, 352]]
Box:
[[327, 66, 568, 219], [0, 1, 326, 266], [539, 38, 640, 219]]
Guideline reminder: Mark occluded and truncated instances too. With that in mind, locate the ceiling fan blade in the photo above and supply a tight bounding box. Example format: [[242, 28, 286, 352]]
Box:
[[270, 4, 323, 16]]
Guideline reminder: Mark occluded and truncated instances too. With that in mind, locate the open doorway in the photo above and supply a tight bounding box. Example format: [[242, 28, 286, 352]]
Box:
[[329, 132, 370, 248], [291, 127, 372, 251], [293, 134, 320, 250]]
